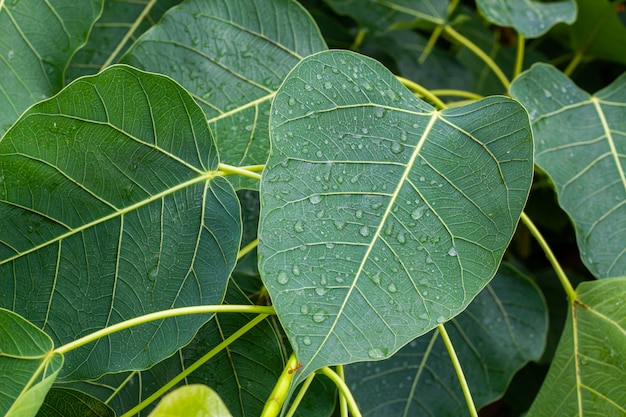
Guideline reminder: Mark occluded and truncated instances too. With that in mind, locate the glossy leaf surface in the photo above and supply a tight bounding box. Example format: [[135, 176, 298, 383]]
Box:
[[510, 63, 626, 279], [122, 0, 327, 189], [527, 277, 626, 416], [347, 263, 547, 415], [476, 0, 577, 38], [0, 0, 102, 135], [259, 50, 533, 378], [0, 65, 241, 381], [0, 309, 63, 417]]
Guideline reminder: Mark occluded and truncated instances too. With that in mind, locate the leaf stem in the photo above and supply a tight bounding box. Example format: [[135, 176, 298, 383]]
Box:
[[261, 353, 300, 417], [513, 34, 525, 79], [100, 0, 157, 70], [284, 372, 316, 417], [419, 25, 444, 64], [397, 76, 447, 109], [438, 324, 477, 417], [55, 305, 275, 354], [238, 238, 259, 260], [336, 365, 349, 417], [350, 28, 367, 51], [429, 89, 483, 101], [319, 367, 362, 417], [120, 313, 270, 417], [218, 163, 263, 181], [443, 25, 510, 90], [520, 212, 577, 301]]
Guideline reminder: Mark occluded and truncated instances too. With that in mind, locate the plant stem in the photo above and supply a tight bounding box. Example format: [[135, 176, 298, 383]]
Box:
[[261, 353, 300, 417], [319, 367, 362, 417], [438, 324, 478, 417], [120, 313, 270, 417], [513, 34, 525, 79], [100, 0, 157, 70], [443, 25, 510, 91], [397, 76, 447, 109], [520, 212, 577, 301], [419, 25, 444, 64], [238, 238, 258, 260], [350, 28, 367, 51], [218, 163, 263, 181], [284, 372, 316, 417], [430, 89, 483, 101], [56, 305, 275, 354], [336, 365, 349, 417]]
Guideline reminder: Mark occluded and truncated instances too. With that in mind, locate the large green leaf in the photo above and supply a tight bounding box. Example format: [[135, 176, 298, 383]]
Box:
[[38, 388, 114, 417], [121, 0, 327, 189], [0, 309, 63, 417], [0, 65, 241, 381], [66, 0, 183, 81], [510, 63, 626, 279], [0, 0, 103, 135], [346, 263, 548, 415], [476, 0, 577, 38], [259, 50, 533, 379], [527, 277, 626, 416], [148, 385, 233, 417]]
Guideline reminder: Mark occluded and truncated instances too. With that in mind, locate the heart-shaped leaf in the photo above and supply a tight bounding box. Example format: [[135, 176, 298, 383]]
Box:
[[0, 308, 63, 417], [346, 263, 548, 415], [527, 277, 626, 416], [510, 63, 626, 279], [476, 0, 577, 38], [0, 0, 102, 135], [121, 0, 327, 189], [0, 65, 241, 381], [258, 50, 533, 378]]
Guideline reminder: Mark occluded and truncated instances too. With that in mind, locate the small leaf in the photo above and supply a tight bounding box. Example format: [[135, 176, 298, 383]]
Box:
[[0, 0, 103, 135], [122, 0, 327, 189], [527, 277, 626, 416], [510, 63, 626, 279], [259, 50, 533, 379], [0, 65, 241, 381], [0, 308, 63, 417], [38, 388, 115, 417], [346, 263, 548, 415], [476, 0, 577, 38], [148, 385, 233, 417]]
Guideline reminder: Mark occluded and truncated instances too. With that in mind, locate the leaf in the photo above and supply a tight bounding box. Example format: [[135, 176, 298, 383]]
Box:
[[66, 0, 183, 81], [38, 388, 115, 417], [346, 263, 548, 415], [510, 63, 626, 279], [567, 0, 626, 66], [324, 0, 448, 34], [258, 50, 533, 379], [121, 0, 327, 189], [527, 277, 626, 416], [0, 65, 241, 381], [0, 308, 63, 417], [148, 385, 233, 417], [0, 0, 103, 135], [475, 0, 577, 38]]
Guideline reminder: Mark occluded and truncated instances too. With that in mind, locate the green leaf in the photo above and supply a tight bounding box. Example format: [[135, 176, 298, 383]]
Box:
[[0, 0, 103, 135], [568, 0, 626, 66], [66, 0, 183, 81], [510, 63, 626, 279], [527, 277, 626, 416], [476, 0, 577, 38], [121, 0, 327, 189], [148, 385, 233, 417], [0, 308, 63, 417], [0, 65, 241, 381], [346, 263, 548, 415], [324, 0, 448, 34], [38, 388, 114, 417], [259, 50, 533, 379]]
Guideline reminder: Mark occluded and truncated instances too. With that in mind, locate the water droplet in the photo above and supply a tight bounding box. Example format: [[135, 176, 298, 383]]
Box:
[[361, 127, 369, 134], [355, 209, 363, 219], [7, 50, 14, 60], [315, 287, 327, 296], [277, 271, 289, 285], [374, 107, 385, 118], [334, 220, 346, 230], [300, 304, 309, 315], [302, 336, 312, 346], [411, 207, 425, 220], [27, 226, 34, 233], [370, 271, 381, 285], [312, 310, 328, 323], [384, 223, 394, 236], [305, 84, 313, 91], [324, 81, 332, 89], [448, 247, 457, 257], [292, 265, 301, 276], [368, 348, 386, 359], [437, 316, 445, 323], [390, 142, 404, 154], [309, 195, 322, 205], [359, 226, 370, 237], [426, 255, 433, 264], [396, 232, 406, 244], [387, 283, 397, 293], [294, 220, 304, 233]]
